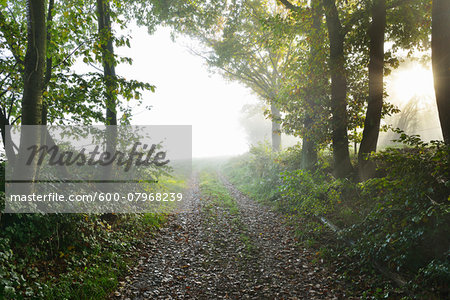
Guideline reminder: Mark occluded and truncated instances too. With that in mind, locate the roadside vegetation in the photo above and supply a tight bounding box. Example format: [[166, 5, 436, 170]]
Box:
[[0, 160, 191, 299], [223, 138, 449, 298], [0, 207, 166, 299]]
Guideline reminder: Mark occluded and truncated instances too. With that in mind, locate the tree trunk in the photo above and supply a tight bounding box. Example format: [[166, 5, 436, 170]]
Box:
[[0, 113, 16, 166], [13, 0, 46, 192], [35, 0, 70, 181], [21, 0, 46, 126], [97, 0, 117, 127], [301, 0, 323, 171], [358, 0, 386, 180], [322, 0, 353, 178], [97, 0, 117, 181], [271, 103, 281, 152], [432, 0, 450, 145], [301, 136, 317, 170]]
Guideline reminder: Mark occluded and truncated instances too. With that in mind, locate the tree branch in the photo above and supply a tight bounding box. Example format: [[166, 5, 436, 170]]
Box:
[[278, 0, 302, 12], [42, 0, 55, 91], [7, 92, 17, 119]]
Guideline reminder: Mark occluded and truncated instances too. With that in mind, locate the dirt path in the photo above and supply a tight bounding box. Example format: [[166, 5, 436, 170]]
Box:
[[111, 175, 354, 299]]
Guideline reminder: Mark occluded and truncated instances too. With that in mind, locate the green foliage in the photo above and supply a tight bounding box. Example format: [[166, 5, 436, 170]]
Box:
[[0, 0, 155, 133], [344, 138, 449, 295], [224, 135, 449, 296], [0, 212, 166, 299], [280, 169, 339, 216], [46, 72, 155, 125], [0, 151, 170, 298], [224, 143, 287, 204]]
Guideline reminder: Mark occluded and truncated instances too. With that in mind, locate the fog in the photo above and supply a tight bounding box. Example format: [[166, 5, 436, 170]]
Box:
[[379, 59, 443, 147], [115, 26, 260, 158], [239, 101, 299, 149]]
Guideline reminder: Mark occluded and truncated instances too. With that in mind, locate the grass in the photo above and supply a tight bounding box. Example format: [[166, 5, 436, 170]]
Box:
[[199, 171, 239, 215], [197, 169, 257, 257]]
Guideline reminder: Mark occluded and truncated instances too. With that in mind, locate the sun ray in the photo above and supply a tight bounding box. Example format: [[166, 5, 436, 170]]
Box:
[[388, 63, 435, 108]]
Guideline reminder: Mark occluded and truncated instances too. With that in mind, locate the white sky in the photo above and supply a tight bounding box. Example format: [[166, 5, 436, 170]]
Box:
[[114, 25, 259, 158]]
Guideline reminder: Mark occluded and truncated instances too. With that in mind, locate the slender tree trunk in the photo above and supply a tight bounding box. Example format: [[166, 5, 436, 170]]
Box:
[[21, 0, 45, 126], [301, 0, 323, 170], [34, 0, 59, 180], [13, 0, 46, 192], [0, 113, 15, 165], [41, 0, 54, 124], [322, 0, 353, 178], [358, 0, 386, 180], [432, 0, 450, 144], [97, 0, 117, 126], [42, 0, 54, 93], [97, 0, 117, 182], [271, 103, 281, 152]]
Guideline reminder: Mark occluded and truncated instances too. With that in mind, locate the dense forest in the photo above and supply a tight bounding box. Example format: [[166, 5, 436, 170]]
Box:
[[0, 0, 449, 299]]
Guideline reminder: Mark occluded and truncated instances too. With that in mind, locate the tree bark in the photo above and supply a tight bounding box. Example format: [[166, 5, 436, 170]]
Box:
[[358, 0, 386, 180], [97, 0, 117, 182], [301, 0, 323, 171], [13, 0, 46, 191], [0, 113, 16, 166], [34, 0, 61, 180], [97, 0, 117, 127], [322, 0, 353, 178], [21, 0, 46, 126], [271, 103, 281, 152], [432, 0, 450, 145], [301, 136, 317, 170]]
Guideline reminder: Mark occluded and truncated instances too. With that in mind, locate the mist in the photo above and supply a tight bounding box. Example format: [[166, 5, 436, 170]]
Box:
[[379, 58, 442, 147]]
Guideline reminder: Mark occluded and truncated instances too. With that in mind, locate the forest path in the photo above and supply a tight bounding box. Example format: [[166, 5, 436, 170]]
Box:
[[110, 174, 353, 299]]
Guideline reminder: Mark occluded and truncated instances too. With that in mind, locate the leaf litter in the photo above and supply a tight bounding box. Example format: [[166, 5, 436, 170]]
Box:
[[110, 175, 360, 299]]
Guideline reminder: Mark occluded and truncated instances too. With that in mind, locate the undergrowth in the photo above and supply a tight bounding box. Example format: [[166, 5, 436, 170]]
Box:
[[0, 159, 187, 299], [0, 212, 166, 299], [223, 140, 449, 298]]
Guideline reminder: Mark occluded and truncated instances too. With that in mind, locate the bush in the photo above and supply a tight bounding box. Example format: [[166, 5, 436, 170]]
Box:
[[279, 169, 334, 216], [344, 139, 449, 295], [223, 136, 449, 296], [224, 143, 284, 203]]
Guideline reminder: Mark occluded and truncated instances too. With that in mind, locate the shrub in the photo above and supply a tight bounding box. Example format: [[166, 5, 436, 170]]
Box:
[[224, 135, 449, 295], [342, 138, 449, 295]]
